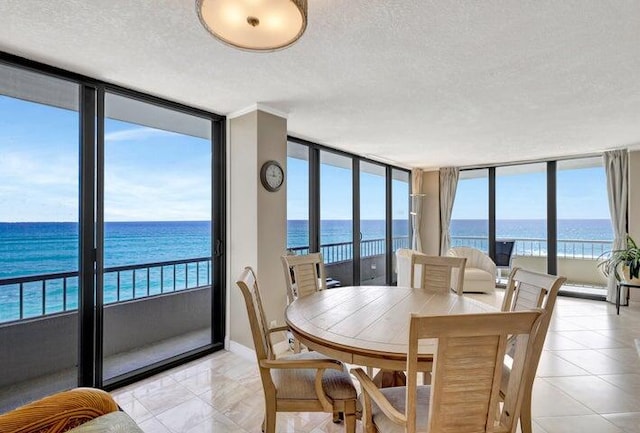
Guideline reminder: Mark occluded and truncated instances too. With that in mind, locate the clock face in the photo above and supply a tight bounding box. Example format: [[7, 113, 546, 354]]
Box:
[[261, 161, 284, 191]]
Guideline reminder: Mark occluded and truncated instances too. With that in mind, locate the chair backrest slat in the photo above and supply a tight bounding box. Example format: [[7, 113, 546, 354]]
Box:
[[410, 255, 467, 295], [235, 267, 275, 362], [281, 253, 327, 302], [500, 267, 566, 424], [406, 311, 543, 433]]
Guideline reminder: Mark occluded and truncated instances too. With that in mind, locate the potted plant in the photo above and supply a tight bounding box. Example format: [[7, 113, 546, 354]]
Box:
[[598, 235, 640, 282]]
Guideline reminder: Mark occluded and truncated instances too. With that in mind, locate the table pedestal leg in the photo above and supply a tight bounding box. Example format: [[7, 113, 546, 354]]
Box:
[[372, 370, 407, 388]]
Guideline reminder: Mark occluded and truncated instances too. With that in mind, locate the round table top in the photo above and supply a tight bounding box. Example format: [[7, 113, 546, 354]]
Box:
[[285, 286, 496, 370]]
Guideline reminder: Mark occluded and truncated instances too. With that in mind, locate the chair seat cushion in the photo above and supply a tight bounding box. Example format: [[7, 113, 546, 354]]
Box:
[[465, 267, 493, 282], [272, 352, 357, 401], [366, 385, 431, 433], [463, 268, 495, 293]]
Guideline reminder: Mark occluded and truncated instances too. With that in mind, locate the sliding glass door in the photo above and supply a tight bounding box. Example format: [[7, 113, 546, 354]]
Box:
[[496, 163, 548, 275], [0, 64, 80, 410], [556, 157, 610, 295], [320, 151, 354, 286], [101, 92, 214, 383], [360, 162, 387, 285], [0, 58, 225, 406]]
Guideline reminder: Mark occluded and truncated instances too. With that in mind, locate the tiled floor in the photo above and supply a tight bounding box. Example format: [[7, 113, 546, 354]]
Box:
[[111, 292, 640, 433]]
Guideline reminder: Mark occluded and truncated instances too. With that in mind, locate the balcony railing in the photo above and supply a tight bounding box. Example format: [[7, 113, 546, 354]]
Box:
[[450, 236, 611, 260], [0, 257, 211, 324], [289, 236, 410, 264]]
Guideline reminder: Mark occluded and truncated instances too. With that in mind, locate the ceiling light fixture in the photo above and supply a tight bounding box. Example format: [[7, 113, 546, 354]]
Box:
[[196, 0, 308, 52]]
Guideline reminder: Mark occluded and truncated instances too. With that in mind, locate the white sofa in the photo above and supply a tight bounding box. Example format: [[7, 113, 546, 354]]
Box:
[[447, 247, 496, 293], [396, 247, 496, 293]]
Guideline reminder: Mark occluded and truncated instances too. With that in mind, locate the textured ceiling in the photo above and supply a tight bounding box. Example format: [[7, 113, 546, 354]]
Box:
[[1, 0, 640, 169]]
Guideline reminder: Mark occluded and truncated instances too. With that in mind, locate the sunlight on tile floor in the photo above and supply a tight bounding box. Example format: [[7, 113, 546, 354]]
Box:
[[111, 292, 640, 433]]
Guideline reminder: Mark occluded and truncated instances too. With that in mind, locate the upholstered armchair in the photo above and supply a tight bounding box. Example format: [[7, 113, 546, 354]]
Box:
[[447, 246, 496, 293]]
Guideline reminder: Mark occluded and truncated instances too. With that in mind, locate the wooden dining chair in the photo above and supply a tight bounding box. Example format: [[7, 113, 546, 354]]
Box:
[[281, 252, 327, 352], [500, 267, 566, 433], [235, 267, 357, 433], [281, 252, 327, 303], [351, 310, 545, 433], [410, 255, 467, 295]]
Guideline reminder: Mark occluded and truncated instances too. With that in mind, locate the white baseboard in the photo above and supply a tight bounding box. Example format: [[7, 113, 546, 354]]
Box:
[[228, 338, 291, 361], [228, 340, 256, 362]]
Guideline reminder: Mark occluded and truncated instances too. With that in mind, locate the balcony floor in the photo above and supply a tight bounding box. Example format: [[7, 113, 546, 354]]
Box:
[[107, 291, 640, 433], [0, 328, 211, 413]]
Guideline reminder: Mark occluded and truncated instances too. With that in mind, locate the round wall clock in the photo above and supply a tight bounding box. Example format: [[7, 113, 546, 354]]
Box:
[[260, 160, 284, 192]]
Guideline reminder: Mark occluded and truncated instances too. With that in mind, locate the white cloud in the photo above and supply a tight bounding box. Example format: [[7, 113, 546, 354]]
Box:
[[0, 143, 210, 222], [0, 151, 77, 186], [103, 166, 211, 221], [105, 127, 178, 143]]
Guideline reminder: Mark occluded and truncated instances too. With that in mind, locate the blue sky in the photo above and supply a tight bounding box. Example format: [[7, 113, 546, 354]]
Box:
[[287, 157, 410, 220], [0, 96, 211, 222], [452, 166, 610, 220], [1, 94, 610, 223]]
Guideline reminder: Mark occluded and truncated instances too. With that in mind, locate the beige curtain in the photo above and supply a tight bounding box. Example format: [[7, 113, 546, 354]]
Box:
[[411, 169, 423, 252], [439, 167, 459, 255], [604, 150, 628, 303]]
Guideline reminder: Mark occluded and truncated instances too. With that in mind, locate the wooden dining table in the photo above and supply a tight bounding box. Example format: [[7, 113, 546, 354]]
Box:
[[285, 286, 496, 372]]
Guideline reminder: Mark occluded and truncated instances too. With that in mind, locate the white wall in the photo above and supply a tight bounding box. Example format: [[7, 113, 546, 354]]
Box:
[[420, 170, 441, 255], [228, 110, 287, 349]]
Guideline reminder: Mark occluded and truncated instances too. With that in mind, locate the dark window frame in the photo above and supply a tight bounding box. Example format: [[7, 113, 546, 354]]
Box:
[[460, 155, 607, 300], [287, 136, 412, 286], [0, 51, 226, 391]]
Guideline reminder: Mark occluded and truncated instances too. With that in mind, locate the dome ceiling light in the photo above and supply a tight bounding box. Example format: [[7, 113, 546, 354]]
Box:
[[196, 0, 308, 52]]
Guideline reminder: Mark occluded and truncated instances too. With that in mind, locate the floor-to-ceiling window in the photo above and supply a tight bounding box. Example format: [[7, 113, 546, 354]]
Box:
[[360, 162, 387, 285], [286, 141, 310, 253], [452, 157, 611, 298], [0, 57, 225, 410], [391, 170, 410, 284], [101, 92, 215, 383], [451, 169, 489, 252], [0, 63, 80, 410], [496, 163, 548, 274], [557, 157, 611, 296], [288, 139, 410, 287], [320, 151, 354, 286]]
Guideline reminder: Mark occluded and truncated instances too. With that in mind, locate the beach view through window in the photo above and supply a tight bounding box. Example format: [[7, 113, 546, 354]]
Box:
[[452, 159, 612, 294], [0, 61, 222, 410], [287, 143, 411, 286]]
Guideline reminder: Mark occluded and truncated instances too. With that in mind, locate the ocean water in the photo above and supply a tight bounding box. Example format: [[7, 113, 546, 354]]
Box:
[[450, 219, 613, 256], [0, 222, 212, 322], [450, 219, 613, 241], [287, 219, 411, 248], [0, 221, 212, 279], [0, 219, 612, 322]]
